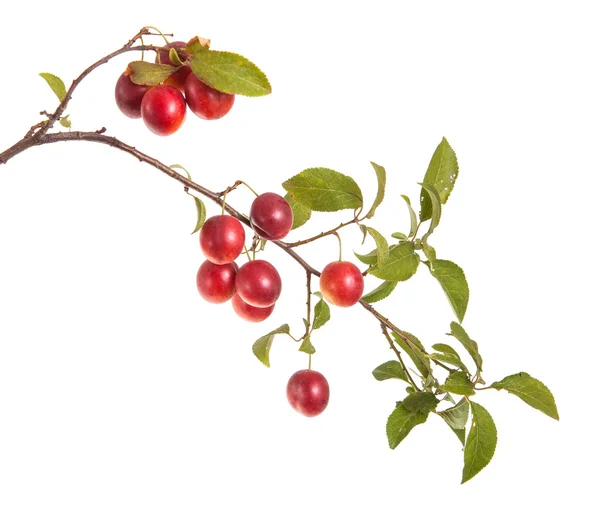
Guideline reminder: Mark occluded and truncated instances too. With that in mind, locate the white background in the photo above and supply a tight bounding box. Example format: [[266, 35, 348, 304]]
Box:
[[0, 1, 598, 511]]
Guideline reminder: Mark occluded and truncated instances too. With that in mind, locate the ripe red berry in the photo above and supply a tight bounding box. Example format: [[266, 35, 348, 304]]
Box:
[[155, 41, 192, 92], [114, 72, 149, 119], [287, 369, 330, 417], [235, 260, 282, 308], [249, 192, 294, 241], [140, 85, 186, 136], [199, 215, 245, 265], [196, 260, 238, 304], [184, 73, 235, 120], [231, 293, 275, 322], [319, 261, 364, 307]]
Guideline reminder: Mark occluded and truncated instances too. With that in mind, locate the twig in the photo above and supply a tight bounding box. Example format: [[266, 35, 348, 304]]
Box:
[[380, 324, 420, 391]]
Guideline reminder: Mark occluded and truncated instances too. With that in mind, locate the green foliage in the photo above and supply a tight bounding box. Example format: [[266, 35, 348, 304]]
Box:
[[418, 182, 442, 242], [59, 115, 71, 129], [190, 50, 271, 96], [285, 193, 311, 229], [365, 227, 389, 268], [366, 162, 386, 218], [252, 324, 290, 367], [282, 168, 363, 212], [168, 47, 184, 66], [129, 61, 176, 86], [491, 372, 559, 420], [39, 72, 67, 102], [186, 36, 210, 54], [392, 331, 431, 379], [361, 280, 397, 303], [191, 197, 206, 234], [298, 336, 316, 354], [449, 322, 483, 374], [440, 371, 475, 396], [372, 361, 409, 382], [312, 295, 331, 331], [400, 195, 418, 239], [462, 402, 497, 484], [354, 248, 377, 265], [437, 398, 469, 445], [428, 260, 469, 322], [403, 391, 439, 413], [419, 137, 459, 222], [391, 232, 407, 240], [421, 241, 436, 261], [386, 403, 429, 449], [368, 242, 420, 282], [430, 343, 469, 373]]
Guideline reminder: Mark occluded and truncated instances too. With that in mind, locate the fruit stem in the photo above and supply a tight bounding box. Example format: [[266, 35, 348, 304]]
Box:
[[144, 26, 171, 46], [333, 231, 343, 261], [243, 244, 252, 262], [308, 354, 312, 371], [239, 181, 259, 197]]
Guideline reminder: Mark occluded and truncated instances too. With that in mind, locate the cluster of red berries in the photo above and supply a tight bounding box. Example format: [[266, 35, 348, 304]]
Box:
[[196, 192, 293, 321], [115, 42, 234, 136]]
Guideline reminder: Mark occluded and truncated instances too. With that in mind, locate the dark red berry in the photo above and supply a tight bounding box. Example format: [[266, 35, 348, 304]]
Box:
[[249, 192, 294, 241], [287, 369, 330, 417], [199, 215, 245, 265], [235, 260, 282, 308], [320, 261, 364, 307], [231, 293, 275, 322], [196, 260, 238, 304], [184, 73, 235, 120], [140, 85, 186, 136], [115, 72, 149, 119]]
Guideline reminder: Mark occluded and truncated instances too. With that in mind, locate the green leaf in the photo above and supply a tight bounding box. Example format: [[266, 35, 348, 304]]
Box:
[[190, 50, 271, 96], [186, 36, 210, 54], [59, 115, 71, 129], [365, 162, 386, 219], [438, 398, 470, 430], [169, 164, 193, 180], [282, 168, 363, 212], [387, 403, 429, 449], [298, 336, 316, 355], [39, 72, 67, 102], [365, 227, 389, 268], [491, 372, 559, 420], [252, 324, 290, 367], [168, 47, 185, 66], [129, 61, 176, 86], [372, 361, 409, 382], [420, 137, 459, 222], [403, 391, 439, 413], [284, 193, 311, 230], [368, 242, 420, 282], [391, 331, 431, 379], [430, 353, 469, 373], [391, 232, 407, 240], [440, 371, 475, 396], [429, 260, 469, 323], [400, 195, 418, 238], [462, 401, 497, 484], [191, 197, 207, 234], [432, 343, 461, 358], [354, 248, 377, 265], [421, 241, 436, 261], [418, 182, 442, 241], [361, 280, 397, 303], [312, 296, 331, 331], [449, 322, 483, 373]]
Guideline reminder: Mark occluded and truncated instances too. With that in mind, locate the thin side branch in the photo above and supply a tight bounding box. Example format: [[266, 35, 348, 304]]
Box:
[[380, 324, 420, 391]]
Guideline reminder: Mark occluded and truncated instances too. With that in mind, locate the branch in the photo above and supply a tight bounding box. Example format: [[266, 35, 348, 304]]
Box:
[[380, 324, 420, 391], [286, 218, 358, 248]]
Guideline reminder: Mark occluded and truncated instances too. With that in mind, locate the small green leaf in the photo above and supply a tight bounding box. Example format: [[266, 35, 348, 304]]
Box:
[[386, 403, 429, 449], [429, 260, 469, 323], [368, 242, 420, 282], [284, 193, 311, 230], [365, 227, 389, 268], [391, 331, 431, 379], [252, 324, 290, 368], [430, 353, 469, 373], [312, 297, 331, 331], [168, 47, 184, 66], [421, 241, 436, 261], [169, 164, 193, 180], [282, 168, 363, 212], [298, 336, 316, 355], [186, 36, 210, 54], [418, 182, 442, 242], [462, 401, 497, 484], [491, 372, 559, 420], [59, 115, 71, 129], [372, 361, 408, 382], [366, 162, 386, 218], [190, 50, 271, 96], [129, 61, 176, 86], [420, 137, 459, 222], [391, 232, 407, 240], [354, 248, 378, 265], [191, 197, 207, 234], [437, 397, 470, 430], [440, 371, 475, 396], [403, 391, 439, 413], [449, 322, 483, 373], [39, 72, 67, 102], [361, 281, 397, 303], [400, 195, 418, 238]]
